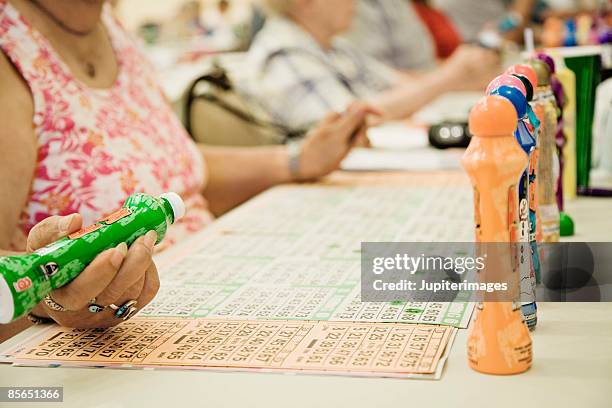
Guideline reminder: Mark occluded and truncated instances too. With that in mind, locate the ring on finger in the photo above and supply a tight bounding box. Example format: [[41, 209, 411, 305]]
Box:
[[109, 300, 138, 319], [87, 298, 106, 314], [122, 306, 139, 321], [43, 294, 67, 312]]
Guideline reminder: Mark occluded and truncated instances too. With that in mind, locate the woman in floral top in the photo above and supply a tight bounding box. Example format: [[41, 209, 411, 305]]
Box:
[[0, 0, 369, 340]]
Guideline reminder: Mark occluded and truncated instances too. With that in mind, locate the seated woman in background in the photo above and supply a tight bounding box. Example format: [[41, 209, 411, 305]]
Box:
[[433, 0, 537, 44], [0, 0, 369, 341], [238, 0, 501, 134], [344, 0, 464, 71], [346, 0, 538, 68]]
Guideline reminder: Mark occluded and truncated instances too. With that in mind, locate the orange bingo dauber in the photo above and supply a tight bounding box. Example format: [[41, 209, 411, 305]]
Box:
[[462, 95, 533, 375]]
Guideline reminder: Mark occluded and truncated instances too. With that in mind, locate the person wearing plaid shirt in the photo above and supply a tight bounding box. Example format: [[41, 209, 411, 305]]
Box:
[[239, 0, 501, 134], [238, 14, 398, 132]]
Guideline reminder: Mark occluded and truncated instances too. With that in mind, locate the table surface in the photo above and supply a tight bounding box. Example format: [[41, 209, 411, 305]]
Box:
[[1, 177, 611, 408]]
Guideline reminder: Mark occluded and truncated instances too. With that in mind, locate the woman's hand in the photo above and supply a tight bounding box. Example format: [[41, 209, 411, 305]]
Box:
[[296, 102, 374, 181], [28, 214, 160, 328]]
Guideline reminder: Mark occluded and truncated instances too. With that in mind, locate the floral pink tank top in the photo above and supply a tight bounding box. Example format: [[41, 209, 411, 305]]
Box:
[[0, 1, 213, 250]]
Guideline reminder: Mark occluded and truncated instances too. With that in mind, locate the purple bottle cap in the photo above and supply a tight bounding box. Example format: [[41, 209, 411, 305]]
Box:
[[536, 53, 556, 74]]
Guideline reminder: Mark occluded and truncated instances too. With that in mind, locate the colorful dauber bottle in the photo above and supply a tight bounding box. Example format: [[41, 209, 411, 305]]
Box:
[[463, 95, 532, 375], [549, 53, 577, 202], [528, 59, 561, 244], [0, 193, 185, 323], [535, 52, 575, 237], [506, 64, 542, 284], [487, 79, 537, 330]]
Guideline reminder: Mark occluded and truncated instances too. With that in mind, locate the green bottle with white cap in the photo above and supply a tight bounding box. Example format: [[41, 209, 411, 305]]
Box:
[[0, 192, 185, 324]]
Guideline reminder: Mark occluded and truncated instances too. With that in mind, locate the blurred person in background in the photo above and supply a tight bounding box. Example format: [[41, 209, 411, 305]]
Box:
[[162, 0, 207, 42], [433, 0, 538, 44], [0, 0, 369, 340], [344, 0, 464, 71], [201, 0, 252, 50], [238, 0, 500, 133]]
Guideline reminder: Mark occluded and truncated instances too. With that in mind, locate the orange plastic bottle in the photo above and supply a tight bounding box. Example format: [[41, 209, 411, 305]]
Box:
[[463, 95, 533, 375]]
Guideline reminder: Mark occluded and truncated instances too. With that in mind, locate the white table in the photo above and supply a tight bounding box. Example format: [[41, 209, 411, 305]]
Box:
[[1, 195, 610, 408]]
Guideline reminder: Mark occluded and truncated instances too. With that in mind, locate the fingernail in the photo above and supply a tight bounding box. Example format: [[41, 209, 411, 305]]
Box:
[[144, 231, 157, 250], [59, 214, 76, 233], [110, 243, 128, 269], [116, 242, 128, 255]]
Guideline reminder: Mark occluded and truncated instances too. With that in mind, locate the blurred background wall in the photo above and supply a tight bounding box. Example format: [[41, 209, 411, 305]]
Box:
[[115, 0, 255, 32]]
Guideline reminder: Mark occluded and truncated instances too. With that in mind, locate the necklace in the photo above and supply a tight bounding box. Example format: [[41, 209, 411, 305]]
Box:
[[30, 0, 98, 78]]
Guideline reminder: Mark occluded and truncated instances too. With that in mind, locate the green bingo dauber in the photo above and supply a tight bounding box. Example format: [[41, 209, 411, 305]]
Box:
[[0, 192, 185, 324]]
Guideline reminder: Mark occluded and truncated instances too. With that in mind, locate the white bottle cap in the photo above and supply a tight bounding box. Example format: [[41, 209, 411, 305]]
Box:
[[0, 274, 14, 324], [160, 192, 185, 223]]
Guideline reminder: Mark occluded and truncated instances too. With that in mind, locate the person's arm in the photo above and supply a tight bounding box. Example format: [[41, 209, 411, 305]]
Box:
[[369, 45, 501, 121], [510, 0, 537, 24], [0, 52, 43, 341], [0, 51, 40, 341], [200, 145, 291, 215], [0, 53, 38, 251], [200, 103, 371, 216], [503, 0, 538, 43], [368, 68, 454, 121]]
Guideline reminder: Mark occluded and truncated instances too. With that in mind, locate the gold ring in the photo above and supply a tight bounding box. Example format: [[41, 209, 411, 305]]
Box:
[[122, 306, 139, 321], [43, 294, 67, 312]]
